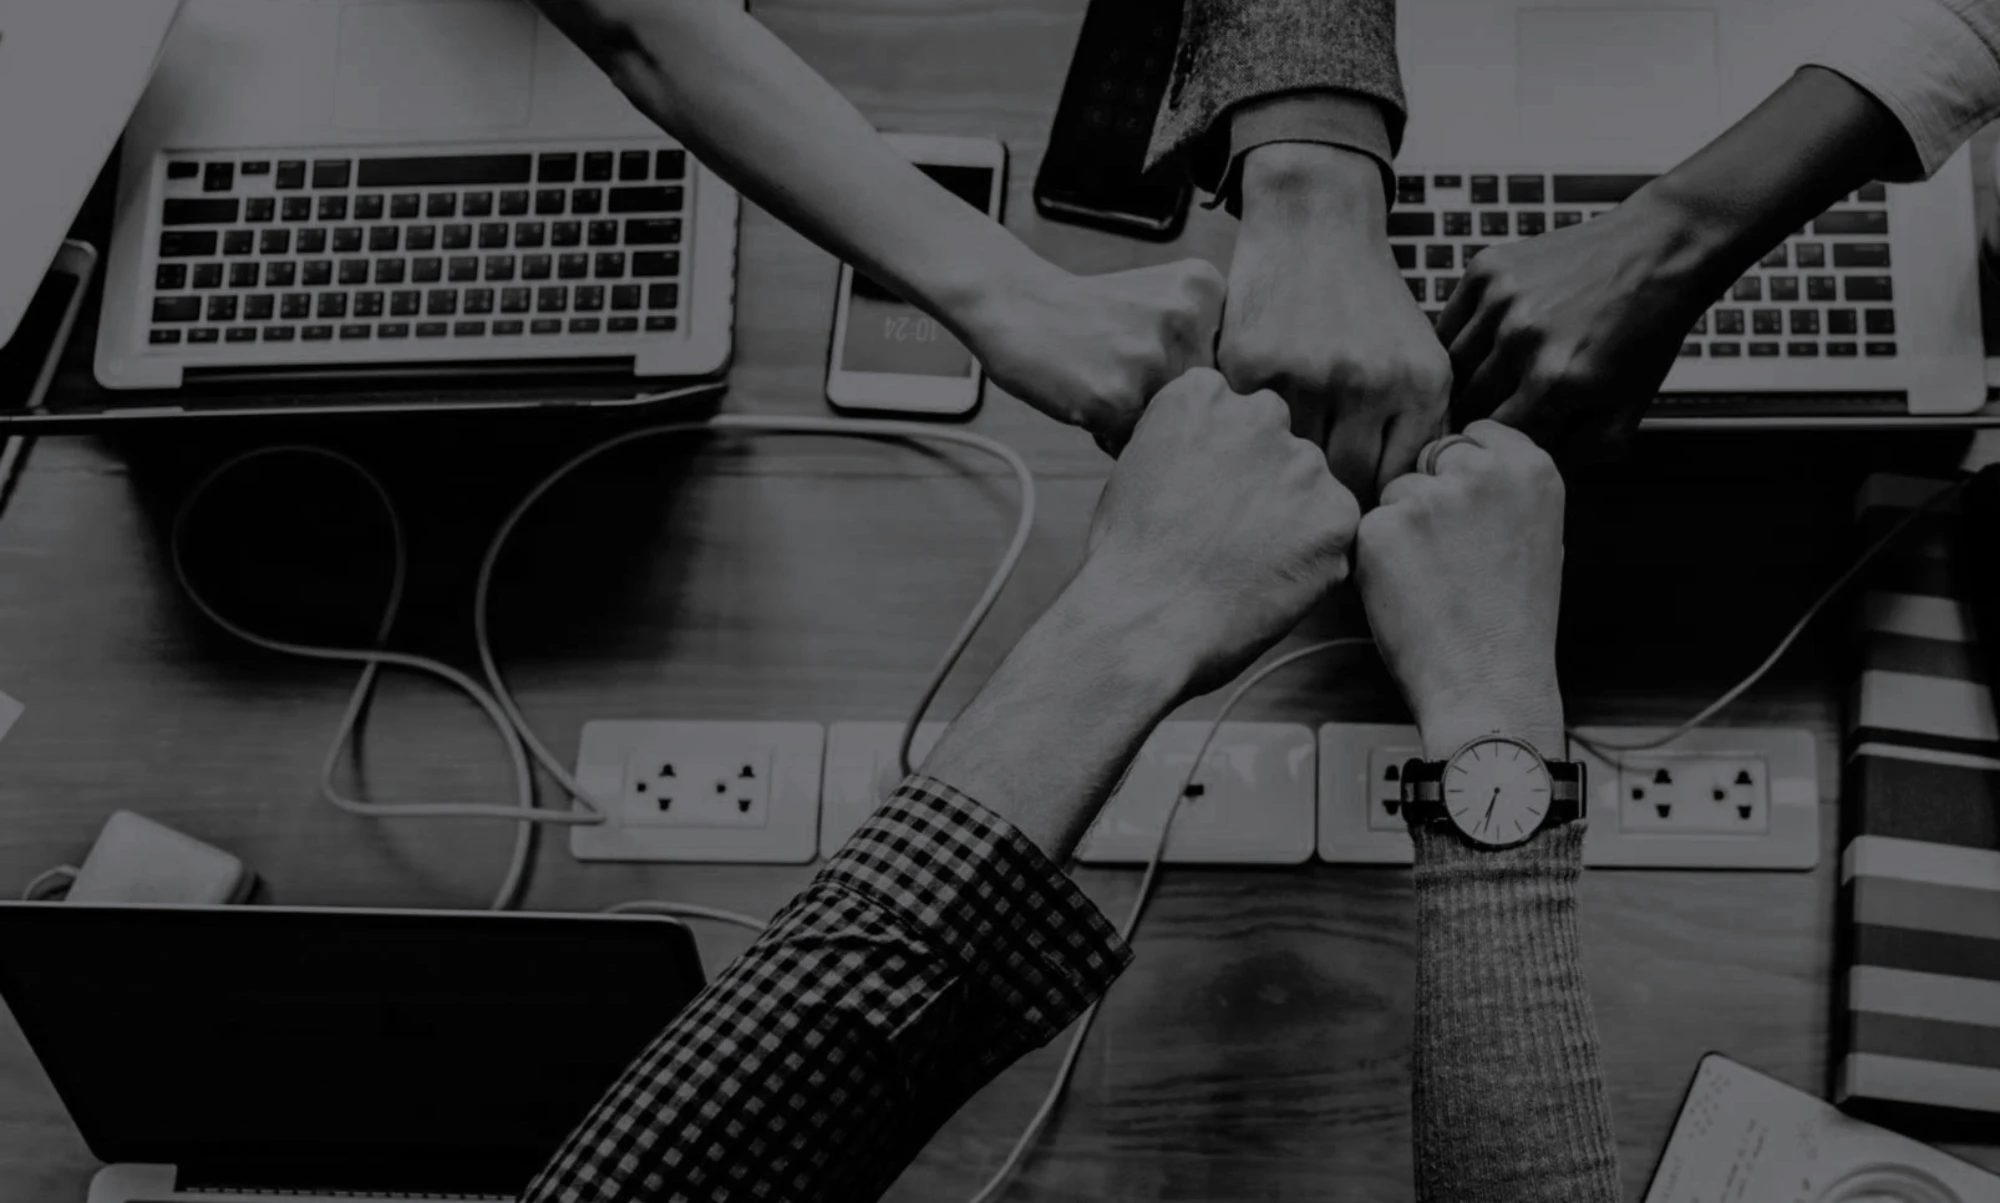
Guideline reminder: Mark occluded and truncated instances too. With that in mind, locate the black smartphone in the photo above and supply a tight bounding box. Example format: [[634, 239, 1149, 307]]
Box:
[[1033, 0, 1192, 241]]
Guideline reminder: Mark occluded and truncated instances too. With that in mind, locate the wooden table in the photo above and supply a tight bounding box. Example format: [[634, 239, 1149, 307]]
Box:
[[2, 3, 1997, 1199]]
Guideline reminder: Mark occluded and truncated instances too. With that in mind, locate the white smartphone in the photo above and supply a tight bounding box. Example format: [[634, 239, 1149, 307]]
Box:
[[827, 134, 1007, 418], [0, 239, 96, 434]]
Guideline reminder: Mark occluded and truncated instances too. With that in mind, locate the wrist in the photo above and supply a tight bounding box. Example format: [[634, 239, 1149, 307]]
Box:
[[1037, 563, 1200, 717], [1238, 142, 1388, 234], [1416, 682, 1566, 762], [930, 233, 1064, 351]]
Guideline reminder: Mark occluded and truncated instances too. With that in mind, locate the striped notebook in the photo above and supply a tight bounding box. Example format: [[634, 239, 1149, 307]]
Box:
[[1839, 473, 2000, 1138]]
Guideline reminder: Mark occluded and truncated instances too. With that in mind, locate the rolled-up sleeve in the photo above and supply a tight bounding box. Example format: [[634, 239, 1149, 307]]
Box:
[[1806, 0, 2000, 180], [522, 777, 1131, 1203]]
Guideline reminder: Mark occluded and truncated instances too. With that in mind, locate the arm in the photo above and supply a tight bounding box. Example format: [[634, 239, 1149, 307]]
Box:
[[1357, 423, 1619, 1203], [532, 0, 1222, 441], [1442, 0, 2000, 454], [1146, 0, 1449, 501], [524, 369, 1360, 1203]]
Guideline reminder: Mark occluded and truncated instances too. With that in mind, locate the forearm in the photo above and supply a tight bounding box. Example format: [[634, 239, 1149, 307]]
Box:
[[1630, 67, 1913, 298], [922, 568, 1192, 861], [533, 0, 1047, 334], [1411, 823, 1619, 1203]]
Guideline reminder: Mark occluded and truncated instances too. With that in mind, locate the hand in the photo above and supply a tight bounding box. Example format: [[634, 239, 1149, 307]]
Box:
[[1437, 190, 1726, 460], [1220, 144, 1451, 502], [1077, 367, 1361, 695], [1355, 420, 1566, 758], [965, 258, 1225, 453]]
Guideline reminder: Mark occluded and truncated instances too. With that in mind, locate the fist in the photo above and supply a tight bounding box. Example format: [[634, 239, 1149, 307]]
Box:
[[1356, 421, 1566, 757], [970, 259, 1225, 452], [1078, 368, 1361, 694]]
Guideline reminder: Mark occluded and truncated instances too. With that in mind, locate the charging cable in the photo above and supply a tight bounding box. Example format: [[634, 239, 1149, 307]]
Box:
[[170, 404, 1035, 916]]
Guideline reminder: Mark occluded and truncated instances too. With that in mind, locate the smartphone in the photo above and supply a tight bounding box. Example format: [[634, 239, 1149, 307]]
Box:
[[826, 134, 1006, 418], [0, 240, 95, 434], [1033, 0, 1192, 240]]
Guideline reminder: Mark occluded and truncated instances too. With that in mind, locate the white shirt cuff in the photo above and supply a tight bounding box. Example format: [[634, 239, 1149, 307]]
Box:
[[1806, 0, 2000, 179]]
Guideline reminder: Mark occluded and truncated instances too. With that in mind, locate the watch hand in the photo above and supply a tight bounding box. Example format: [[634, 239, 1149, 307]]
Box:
[[1482, 787, 1500, 831]]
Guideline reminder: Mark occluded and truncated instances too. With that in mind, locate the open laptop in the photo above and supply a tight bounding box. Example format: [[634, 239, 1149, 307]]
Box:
[[88, 0, 738, 415], [0, 902, 705, 1203], [1395, 0, 1987, 422]]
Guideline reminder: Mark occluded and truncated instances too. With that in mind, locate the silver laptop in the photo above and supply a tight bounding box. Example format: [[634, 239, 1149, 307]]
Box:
[[0, 902, 704, 1203], [91, 0, 738, 410], [1396, 0, 1986, 421]]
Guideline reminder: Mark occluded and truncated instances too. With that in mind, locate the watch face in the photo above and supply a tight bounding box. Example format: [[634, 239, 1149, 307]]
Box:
[[1443, 738, 1553, 847]]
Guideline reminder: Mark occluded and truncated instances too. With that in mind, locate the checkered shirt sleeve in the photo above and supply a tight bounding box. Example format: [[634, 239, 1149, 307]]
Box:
[[521, 775, 1132, 1203]]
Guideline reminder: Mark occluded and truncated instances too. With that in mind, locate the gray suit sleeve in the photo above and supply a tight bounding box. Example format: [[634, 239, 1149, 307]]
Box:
[[1411, 823, 1623, 1203], [1146, 0, 1407, 192]]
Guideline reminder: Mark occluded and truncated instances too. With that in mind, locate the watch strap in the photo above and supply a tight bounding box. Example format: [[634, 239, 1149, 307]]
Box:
[[1399, 757, 1586, 826]]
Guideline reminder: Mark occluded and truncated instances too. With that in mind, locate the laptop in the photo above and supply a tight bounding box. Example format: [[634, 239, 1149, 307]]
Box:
[[87, 0, 738, 415], [1394, 0, 1988, 423], [0, 902, 706, 1203]]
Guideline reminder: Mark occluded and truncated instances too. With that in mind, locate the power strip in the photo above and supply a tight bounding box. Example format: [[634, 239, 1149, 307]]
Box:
[[1318, 723, 1820, 869], [820, 721, 947, 858], [1075, 722, 1316, 865], [569, 721, 824, 863]]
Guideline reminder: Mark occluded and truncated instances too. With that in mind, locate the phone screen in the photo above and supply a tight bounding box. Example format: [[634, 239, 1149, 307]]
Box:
[[0, 265, 82, 411], [1034, 0, 1190, 235], [839, 164, 994, 378]]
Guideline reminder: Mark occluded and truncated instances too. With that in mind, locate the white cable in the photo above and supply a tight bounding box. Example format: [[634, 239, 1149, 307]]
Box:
[[604, 898, 770, 933], [21, 864, 77, 901], [469, 412, 1037, 806], [1570, 475, 1967, 756], [966, 637, 1378, 1203]]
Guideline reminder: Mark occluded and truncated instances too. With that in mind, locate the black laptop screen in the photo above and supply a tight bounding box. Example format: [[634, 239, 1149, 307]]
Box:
[[0, 904, 705, 1196]]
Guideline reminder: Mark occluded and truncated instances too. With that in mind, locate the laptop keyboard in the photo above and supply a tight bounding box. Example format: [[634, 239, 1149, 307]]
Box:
[[146, 143, 689, 350], [1390, 173, 1898, 361]]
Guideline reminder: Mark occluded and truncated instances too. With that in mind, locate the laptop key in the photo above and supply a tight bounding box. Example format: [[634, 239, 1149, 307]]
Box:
[[1424, 245, 1454, 270], [404, 225, 436, 251], [302, 261, 333, 287], [226, 327, 258, 343], [537, 286, 569, 313], [1813, 210, 1887, 236], [316, 293, 347, 319], [282, 197, 312, 222], [192, 264, 224, 289], [1713, 309, 1744, 334], [390, 291, 421, 317], [244, 294, 275, 321], [229, 262, 260, 289], [1828, 308, 1857, 335], [558, 253, 590, 280], [262, 325, 296, 342], [156, 264, 188, 290], [266, 262, 298, 287], [412, 258, 443, 283], [1506, 174, 1544, 204], [1442, 212, 1471, 237], [369, 226, 401, 253], [1807, 276, 1836, 302], [357, 154, 531, 188], [318, 196, 348, 222], [340, 323, 371, 340], [609, 316, 639, 333], [1845, 276, 1893, 302], [150, 329, 183, 345], [570, 317, 602, 334], [531, 318, 564, 335], [657, 149, 687, 180], [297, 228, 328, 254], [1827, 341, 1857, 357], [455, 320, 488, 337], [1855, 182, 1888, 203], [302, 324, 334, 341], [160, 231, 218, 258], [612, 284, 642, 311], [152, 297, 201, 323], [1731, 278, 1761, 301], [203, 162, 235, 193], [1479, 211, 1509, 237], [373, 259, 406, 285], [1552, 211, 1581, 229], [633, 252, 680, 278], [620, 149, 651, 181], [595, 252, 627, 278], [1789, 309, 1820, 335], [494, 319, 526, 335], [1834, 243, 1891, 269], [608, 186, 680, 215], [449, 256, 479, 282], [1469, 175, 1499, 204], [426, 289, 458, 316], [168, 160, 200, 181], [1752, 309, 1781, 335], [260, 229, 292, 255], [1748, 341, 1779, 357], [479, 223, 510, 249], [275, 161, 307, 190], [354, 291, 385, 317], [536, 188, 567, 216], [501, 287, 532, 313], [339, 260, 370, 286], [648, 283, 680, 309], [416, 322, 448, 338], [246, 197, 276, 223], [391, 193, 421, 219], [464, 288, 495, 315], [1768, 276, 1798, 302], [1391, 244, 1416, 270], [625, 219, 682, 245], [538, 152, 579, 184], [522, 254, 553, 280], [378, 322, 410, 339], [464, 191, 495, 217], [222, 230, 254, 256], [484, 255, 517, 281], [427, 192, 458, 218], [1405, 277, 1426, 302], [1866, 341, 1897, 357], [332, 227, 363, 254], [515, 222, 546, 248], [585, 151, 615, 182], [164, 198, 241, 227], [1436, 277, 1459, 303], [1515, 211, 1546, 237], [572, 188, 603, 216], [442, 224, 473, 250], [311, 160, 351, 189], [552, 221, 583, 247], [646, 314, 678, 332], [1865, 308, 1895, 334], [188, 327, 220, 344], [499, 189, 530, 216], [354, 194, 385, 221], [575, 285, 605, 312]]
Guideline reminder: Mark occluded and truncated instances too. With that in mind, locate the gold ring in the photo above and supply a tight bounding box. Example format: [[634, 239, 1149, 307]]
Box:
[[1418, 434, 1478, 476]]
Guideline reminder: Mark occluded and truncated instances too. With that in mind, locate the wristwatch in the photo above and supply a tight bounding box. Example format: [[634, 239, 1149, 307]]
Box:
[[1400, 735, 1585, 849]]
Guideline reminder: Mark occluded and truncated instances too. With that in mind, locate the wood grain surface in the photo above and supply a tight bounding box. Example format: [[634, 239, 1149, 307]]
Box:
[[0, 2, 1995, 1199]]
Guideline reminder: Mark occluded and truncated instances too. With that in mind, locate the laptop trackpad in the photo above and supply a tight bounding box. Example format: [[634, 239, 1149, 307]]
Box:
[[1517, 8, 1721, 162], [332, 0, 536, 132]]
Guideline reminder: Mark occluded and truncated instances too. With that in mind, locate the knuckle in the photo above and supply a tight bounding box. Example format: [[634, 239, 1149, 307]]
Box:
[[1244, 387, 1291, 428]]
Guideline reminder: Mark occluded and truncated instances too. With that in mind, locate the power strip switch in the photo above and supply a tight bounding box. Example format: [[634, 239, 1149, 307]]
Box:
[[569, 721, 823, 863], [1076, 722, 1316, 865], [1318, 723, 1819, 869]]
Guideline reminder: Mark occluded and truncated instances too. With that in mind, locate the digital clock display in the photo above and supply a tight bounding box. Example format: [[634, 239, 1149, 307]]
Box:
[[841, 164, 994, 378]]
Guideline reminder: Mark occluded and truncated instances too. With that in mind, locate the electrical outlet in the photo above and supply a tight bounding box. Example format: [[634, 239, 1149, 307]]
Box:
[[1320, 723, 1819, 869], [821, 722, 946, 858], [1075, 722, 1315, 865], [569, 721, 823, 863], [622, 746, 774, 828]]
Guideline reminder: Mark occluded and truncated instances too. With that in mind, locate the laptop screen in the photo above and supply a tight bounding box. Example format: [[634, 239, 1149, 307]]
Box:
[[0, 903, 705, 1197]]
